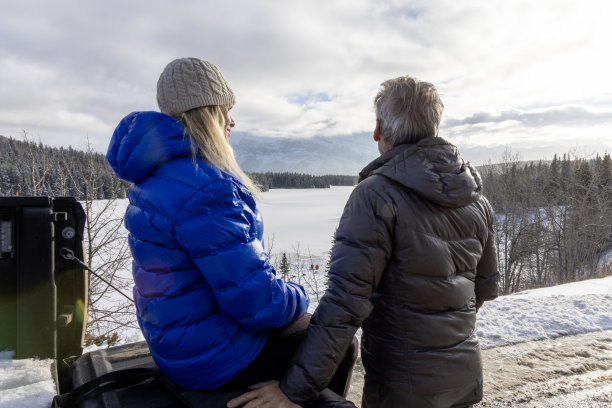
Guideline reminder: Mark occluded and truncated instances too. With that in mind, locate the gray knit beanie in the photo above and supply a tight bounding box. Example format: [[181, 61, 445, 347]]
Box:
[[156, 57, 235, 117]]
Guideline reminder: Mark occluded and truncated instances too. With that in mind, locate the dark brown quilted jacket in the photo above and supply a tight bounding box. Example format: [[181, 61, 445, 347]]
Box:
[[280, 137, 499, 403]]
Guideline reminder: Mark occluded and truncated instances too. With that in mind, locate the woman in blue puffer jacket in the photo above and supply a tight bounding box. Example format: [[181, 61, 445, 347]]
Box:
[[106, 58, 311, 391]]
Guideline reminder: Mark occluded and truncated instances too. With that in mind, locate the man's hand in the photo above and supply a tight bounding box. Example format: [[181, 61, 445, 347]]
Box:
[[226, 380, 300, 408]]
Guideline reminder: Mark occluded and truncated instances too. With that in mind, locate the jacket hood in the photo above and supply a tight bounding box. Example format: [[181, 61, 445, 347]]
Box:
[[107, 111, 192, 183], [359, 137, 482, 207]]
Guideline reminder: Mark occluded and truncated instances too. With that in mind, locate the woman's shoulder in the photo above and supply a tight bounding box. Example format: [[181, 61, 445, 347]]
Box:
[[155, 158, 230, 189], [154, 158, 255, 211]]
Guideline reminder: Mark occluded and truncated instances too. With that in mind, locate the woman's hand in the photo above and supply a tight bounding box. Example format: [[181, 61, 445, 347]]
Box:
[[226, 380, 300, 408]]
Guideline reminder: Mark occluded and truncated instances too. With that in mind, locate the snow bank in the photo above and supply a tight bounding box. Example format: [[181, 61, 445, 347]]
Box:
[[0, 351, 56, 408], [477, 275, 612, 349]]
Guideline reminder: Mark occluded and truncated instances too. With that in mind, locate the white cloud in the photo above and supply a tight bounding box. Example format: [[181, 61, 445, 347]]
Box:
[[0, 0, 611, 163]]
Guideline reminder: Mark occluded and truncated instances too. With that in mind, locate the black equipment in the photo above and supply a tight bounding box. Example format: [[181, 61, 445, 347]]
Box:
[[0, 196, 87, 392]]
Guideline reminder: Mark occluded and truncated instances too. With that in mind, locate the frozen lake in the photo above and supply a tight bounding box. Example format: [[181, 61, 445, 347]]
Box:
[[257, 186, 354, 258]]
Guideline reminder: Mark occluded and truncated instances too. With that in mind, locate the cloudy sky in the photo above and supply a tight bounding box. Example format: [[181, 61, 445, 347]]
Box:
[[1, 0, 611, 164]]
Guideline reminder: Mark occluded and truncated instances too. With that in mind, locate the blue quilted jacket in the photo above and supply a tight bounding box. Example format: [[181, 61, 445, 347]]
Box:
[[106, 111, 309, 389]]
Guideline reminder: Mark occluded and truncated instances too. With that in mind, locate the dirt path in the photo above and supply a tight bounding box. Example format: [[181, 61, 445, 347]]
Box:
[[345, 330, 612, 407]]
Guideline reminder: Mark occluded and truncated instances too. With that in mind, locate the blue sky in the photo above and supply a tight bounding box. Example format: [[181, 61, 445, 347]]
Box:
[[1, 0, 611, 164]]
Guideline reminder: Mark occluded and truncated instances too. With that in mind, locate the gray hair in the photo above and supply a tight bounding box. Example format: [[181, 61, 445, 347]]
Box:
[[374, 76, 444, 146]]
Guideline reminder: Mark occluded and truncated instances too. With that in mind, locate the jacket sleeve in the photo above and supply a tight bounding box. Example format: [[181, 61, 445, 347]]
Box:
[[475, 197, 499, 309], [174, 179, 308, 331], [280, 182, 393, 403]]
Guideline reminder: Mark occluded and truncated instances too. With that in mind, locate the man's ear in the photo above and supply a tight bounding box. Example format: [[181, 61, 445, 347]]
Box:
[[374, 119, 382, 141]]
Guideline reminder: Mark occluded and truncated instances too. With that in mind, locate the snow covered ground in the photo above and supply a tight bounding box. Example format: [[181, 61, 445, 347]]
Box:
[[477, 330, 612, 407], [477, 277, 612, 349], [0, 351, 57, 408], [1, 188, 611, 407]]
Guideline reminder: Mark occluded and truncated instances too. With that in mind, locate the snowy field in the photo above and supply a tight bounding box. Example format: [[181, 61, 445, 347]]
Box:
[[1, 188, 611, 407]]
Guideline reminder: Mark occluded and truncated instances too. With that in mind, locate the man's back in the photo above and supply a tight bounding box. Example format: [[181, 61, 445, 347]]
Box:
[[280, 138, 498, 407], [356, 139, 497, 397]]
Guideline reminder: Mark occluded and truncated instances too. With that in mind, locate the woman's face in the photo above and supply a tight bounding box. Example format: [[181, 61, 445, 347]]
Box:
[[221, 105, 235, 140]]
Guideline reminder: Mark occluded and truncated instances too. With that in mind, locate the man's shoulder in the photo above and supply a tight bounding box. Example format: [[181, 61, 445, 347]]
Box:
[[356, 173, 397, 193], [356, 173, 419, 206], [348, 176, 387, 206]]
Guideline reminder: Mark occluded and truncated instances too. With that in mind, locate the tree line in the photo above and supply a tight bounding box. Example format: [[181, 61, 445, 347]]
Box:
[[0, 135, 357, 199], [0, 133, 130, 199], [481, 151, 611, 294], [250, 172, 357, 190]]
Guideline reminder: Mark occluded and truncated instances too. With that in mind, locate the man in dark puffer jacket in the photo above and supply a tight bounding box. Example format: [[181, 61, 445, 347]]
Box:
[[228, 76, 499, 408]]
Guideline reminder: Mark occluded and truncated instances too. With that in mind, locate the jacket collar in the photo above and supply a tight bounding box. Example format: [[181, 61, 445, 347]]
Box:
[[359, 137, 483, 208]]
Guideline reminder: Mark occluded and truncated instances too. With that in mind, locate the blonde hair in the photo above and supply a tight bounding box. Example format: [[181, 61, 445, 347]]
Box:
[[178, 105, 261, 198], [374, 76, 444, 146]]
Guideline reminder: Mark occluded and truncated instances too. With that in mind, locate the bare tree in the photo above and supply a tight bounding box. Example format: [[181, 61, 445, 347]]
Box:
[[79, 139, 136, 342], [21, 131, 49, 195], [482, 148, 611, 294], [300, 250, 325, 304]]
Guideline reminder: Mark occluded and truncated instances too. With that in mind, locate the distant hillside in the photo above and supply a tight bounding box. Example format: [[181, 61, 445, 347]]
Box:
[[230, 132, 538, 175], [231, 132, 379, 176]]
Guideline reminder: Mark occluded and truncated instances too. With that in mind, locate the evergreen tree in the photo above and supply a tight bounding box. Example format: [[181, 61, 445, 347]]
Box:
[[560, 153, 572, 192], [279, 252, 290, 281], [597, 153, 611, 187]]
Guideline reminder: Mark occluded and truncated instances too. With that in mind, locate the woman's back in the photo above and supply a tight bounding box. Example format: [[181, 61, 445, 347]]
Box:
[[107, 110, 308, 389]]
